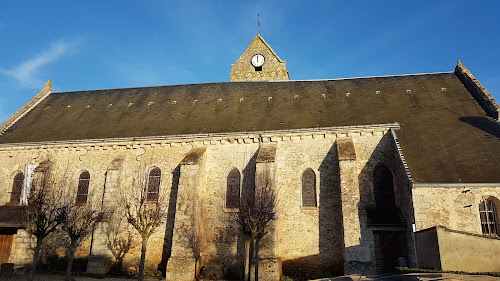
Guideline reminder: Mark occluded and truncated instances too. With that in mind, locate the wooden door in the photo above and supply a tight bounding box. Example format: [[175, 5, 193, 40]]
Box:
[[0, 235, 13, 264]]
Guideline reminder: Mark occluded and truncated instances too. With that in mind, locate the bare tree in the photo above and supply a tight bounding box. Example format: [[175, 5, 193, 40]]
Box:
[[59, 198, 103, 281], [22, 160, 64, 281], [238, 171, 278, 281], [179, 216, 205, 281], [122, 179, 168, 281], [105, 212, 135, 273]]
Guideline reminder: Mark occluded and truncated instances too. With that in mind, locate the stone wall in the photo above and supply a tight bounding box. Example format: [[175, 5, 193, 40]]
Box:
[[8, 230, 33, 265], [413, 186, 500, 234], [416, 226, 500, 272], [0, 124, 411, 280], [455, 60, 500, 121], [350, 130, 416, 274], [230, 34, 289, 82]]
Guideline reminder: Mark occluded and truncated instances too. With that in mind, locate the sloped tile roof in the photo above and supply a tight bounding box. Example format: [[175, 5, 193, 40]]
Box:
[[1, 72, 499, 183]]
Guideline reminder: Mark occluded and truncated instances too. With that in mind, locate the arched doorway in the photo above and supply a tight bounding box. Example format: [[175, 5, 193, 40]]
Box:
[[371, 165, 407, 273], [373, 165, 396, 208]]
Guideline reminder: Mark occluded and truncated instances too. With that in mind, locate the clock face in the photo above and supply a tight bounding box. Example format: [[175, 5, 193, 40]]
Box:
[[251, 54, 265, 67]]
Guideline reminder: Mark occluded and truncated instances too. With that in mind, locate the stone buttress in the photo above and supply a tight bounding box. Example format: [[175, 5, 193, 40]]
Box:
[[336, 138, 371, 274], [166, 147, 207, 281]]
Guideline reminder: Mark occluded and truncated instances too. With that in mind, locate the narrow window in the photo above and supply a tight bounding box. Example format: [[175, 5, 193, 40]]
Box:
[[226, 168, 241, 208], [10, 173, 24, 204], [76, 171, 90, 204], [373, 165, 396, 207], [146, 168, 161, 202], [479, 199, 498, 237], [302, 169, 317, 207], [20, 164, 38, 205]]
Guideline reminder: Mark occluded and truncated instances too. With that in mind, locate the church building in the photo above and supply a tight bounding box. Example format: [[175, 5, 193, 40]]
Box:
[[0, 34, 499, 280]]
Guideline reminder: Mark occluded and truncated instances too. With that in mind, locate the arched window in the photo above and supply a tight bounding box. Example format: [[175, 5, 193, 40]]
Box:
[[226, 168, 241, 208], [302, 169, 317, 208], [479, 199, 498, 237], [10, 172, 24, 204], [76, 171, 90, 204], [373, 165, 396, 207], [146, 167, 161, 202]]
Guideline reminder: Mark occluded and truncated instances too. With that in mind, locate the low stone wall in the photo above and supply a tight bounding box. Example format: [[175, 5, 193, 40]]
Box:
[[416, 226, 500, 272], [414, 227, 441, 269]]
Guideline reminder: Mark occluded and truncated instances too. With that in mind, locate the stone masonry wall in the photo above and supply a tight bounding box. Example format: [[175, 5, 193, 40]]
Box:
[[355, 131, 416, 268], [8, 230, 33, 265], [0, 143, 191, 268], [230, 35, 289, 81], [0, 125, 407, 280], [413, 186, 500, 234]]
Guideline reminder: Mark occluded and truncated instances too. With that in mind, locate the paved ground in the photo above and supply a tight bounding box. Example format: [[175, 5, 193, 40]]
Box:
[[6, 273, 156, 281], [4, 272, 500, 281], [313, 273, 500, 281]]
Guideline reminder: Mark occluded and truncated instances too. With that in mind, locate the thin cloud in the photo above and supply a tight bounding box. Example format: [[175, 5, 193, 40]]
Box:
[[0, 39, 76, 88]]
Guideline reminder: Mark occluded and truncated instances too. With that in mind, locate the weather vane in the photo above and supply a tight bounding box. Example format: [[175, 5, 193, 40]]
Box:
[[257, 13, 261, 33]]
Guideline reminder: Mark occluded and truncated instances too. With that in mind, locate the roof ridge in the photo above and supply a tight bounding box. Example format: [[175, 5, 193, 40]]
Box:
[[255, 33, 284, 63], [51, 71, 454, 94], [455, 60, 500, 121], [0, 79, 52, 134]]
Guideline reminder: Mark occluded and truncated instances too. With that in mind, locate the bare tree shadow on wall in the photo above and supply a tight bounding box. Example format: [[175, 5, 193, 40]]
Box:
[[158, 165, 180, 277], [212, 151, 258, 274]]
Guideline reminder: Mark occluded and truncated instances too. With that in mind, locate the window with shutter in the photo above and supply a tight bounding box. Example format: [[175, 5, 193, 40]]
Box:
[[21, 164, 37, 205], [302, 169, 317, 208]]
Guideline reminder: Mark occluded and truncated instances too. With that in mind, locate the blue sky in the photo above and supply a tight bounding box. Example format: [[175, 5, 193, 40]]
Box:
[[1, 1, 499, 123]]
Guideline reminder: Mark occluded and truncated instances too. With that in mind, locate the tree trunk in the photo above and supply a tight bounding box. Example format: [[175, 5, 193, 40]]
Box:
[[194, 258, 200, 281], [117, 258, 123, 273], [254, 237, 260, 281], [138, 237, 148, 281], [28, 237, 43, 281], [65, 244, 76, 281], [244, 238, 251, 281]]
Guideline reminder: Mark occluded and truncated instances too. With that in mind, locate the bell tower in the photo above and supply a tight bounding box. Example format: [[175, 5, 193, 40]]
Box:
[[230, 34, 290, 82]]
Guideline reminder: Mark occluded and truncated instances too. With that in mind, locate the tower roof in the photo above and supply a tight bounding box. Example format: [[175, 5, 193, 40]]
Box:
[[230, 34, 289, 81], [253, 34, 284, 63]]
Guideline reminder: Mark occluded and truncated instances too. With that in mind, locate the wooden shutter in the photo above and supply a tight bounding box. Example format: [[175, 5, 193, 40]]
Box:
[[0, 235, 13, 264]]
